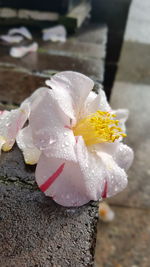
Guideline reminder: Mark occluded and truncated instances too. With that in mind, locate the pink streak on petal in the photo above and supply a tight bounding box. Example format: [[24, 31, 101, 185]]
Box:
[[0, 111, 4, 115], [40, 163, 65, 192], [64, 125, 71, 129], [102, 181, 108, 198], [75, 136, 78, 143]]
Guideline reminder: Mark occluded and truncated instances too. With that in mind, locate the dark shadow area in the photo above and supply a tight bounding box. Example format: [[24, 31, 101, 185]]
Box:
[[91, 0, 132, 99]]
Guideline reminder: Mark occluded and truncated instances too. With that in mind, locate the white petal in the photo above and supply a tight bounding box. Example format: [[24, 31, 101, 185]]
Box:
[[0, 35, 23, 43], [10, 42, 38, 58], [36, 153, 90, 207], [8, 26, 32, 40], [76, 136, 105, 200], [83, 88, 111, 117], [0, 103, 30, 152], [16, 126, 41, 165], [94, 142, 134, 171], [29, 89, 77, 162], [45, 71, 94, 123], [112, 109, 129, 132], [0, 136, 5, 155], [23, 87, 49, 107], [113, 143, 134, 170], [42, 25, 66, 42], [97, 151, 128, 198]]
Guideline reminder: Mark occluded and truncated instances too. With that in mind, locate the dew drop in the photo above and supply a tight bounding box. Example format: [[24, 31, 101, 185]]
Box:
[[114, 186, 118, 192], [64, 141, 69, 146]]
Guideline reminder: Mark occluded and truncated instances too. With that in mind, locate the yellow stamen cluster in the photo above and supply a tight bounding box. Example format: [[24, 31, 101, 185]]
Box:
[[73, 110, 126, 146]]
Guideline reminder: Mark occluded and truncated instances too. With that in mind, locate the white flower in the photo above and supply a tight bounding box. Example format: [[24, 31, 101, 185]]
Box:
[[0, 71, 134, 207]]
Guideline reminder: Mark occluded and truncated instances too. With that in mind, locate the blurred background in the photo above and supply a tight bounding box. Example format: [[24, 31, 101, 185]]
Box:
[[0, 1, 149, 266]]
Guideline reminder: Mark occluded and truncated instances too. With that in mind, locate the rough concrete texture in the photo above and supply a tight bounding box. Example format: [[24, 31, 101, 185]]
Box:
[[0, 183, 98, 267], [0, 145, 36, 186], [0, 24, 108, 266]]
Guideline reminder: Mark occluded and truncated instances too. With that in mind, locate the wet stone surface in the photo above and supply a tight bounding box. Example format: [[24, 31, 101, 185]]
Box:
[[0, 66, 46, 104], [0, 183, 98, 267], [0, 24, 107, 84], [0, 145, 36, 186], [0, 51, 104, 82]]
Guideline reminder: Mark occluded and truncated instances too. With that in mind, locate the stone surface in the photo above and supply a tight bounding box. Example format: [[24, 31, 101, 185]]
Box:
[[0, 183, 98, 267], [0, 24, 107, 83], [124, 0, 150, 44], [0, 66, 46, 104], [0, 51, 104, 81], [95, 206, 150, 267], [40, 40, 105, 60], [0, 145, 36, 186], [75, 24, 107, 46], [117, 42, 150, 84]]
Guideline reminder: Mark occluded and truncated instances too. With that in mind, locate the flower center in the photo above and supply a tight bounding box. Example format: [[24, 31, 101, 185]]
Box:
[[73, 110, 126, 146]]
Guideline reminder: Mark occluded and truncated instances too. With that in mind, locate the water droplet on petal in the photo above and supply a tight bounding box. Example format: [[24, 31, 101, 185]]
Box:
[[49, 139, 56, 145], [65, 141, 69, 146], [115, 186, 118, 192]]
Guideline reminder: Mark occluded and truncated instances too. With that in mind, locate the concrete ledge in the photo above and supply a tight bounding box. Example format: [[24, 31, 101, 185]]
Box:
[[0, 182, 98, 266]]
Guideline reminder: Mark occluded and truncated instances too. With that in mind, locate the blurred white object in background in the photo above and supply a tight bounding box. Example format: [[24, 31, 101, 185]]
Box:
[[42, 25, 67, 42], [0, 34, 23, 43], [8, 26, 32, 40], [98, 202, 115, 222], [10, 42, 38, 58]]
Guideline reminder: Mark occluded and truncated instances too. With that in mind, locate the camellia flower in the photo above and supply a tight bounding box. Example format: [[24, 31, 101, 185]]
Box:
[[0, 71, 134, 207]]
